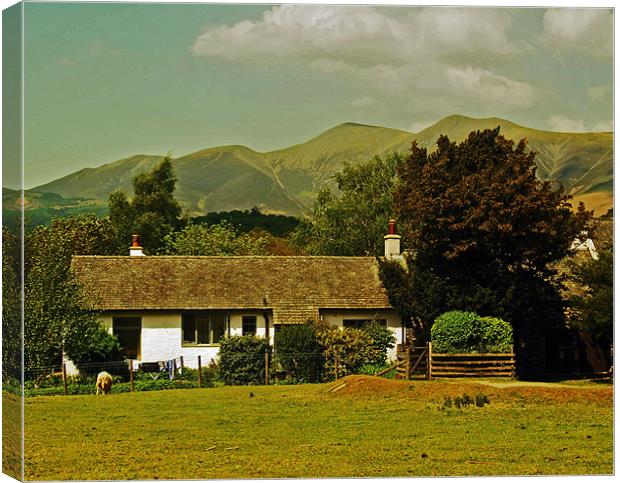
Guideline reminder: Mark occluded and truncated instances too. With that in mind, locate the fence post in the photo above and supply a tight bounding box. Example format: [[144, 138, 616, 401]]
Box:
[[129, 360, 134, 392], [405, 349, 411, 380], [62, 363, 68, 396], [197, 355, 203, 388], [427, 342, 433, 380], [265, 351, 269, 386], [172, 358, 177, 378], [180, 356, 184, 371]]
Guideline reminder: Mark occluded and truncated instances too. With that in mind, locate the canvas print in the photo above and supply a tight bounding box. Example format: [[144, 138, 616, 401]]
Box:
[[1, 1, 614, 480]]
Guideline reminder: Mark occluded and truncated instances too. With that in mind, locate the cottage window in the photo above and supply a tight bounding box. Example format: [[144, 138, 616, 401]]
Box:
[[182, 312, 227, 345], [242, 316, 257, 336], [113, 317, 141, 359], [343, 319, 387, 329]]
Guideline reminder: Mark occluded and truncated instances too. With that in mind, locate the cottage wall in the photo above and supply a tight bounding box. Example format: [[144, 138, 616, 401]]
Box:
[[319, 309, 403, 360], [100, 310, 272, 368], [98, 308, 404, 368]]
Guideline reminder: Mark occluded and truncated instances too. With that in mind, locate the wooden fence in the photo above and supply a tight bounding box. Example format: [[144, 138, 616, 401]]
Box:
[[384, 343, 515, 380]]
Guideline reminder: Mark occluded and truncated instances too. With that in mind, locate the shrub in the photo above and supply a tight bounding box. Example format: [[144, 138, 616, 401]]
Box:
[[361, 321, 396, 365], [479, 316, 513, 353], [217, 335, 271, 385], [431, 311, 512, 353], [64, 323, 125, 375], [275, 324, 324, 383], [310, 320, 383, 378]]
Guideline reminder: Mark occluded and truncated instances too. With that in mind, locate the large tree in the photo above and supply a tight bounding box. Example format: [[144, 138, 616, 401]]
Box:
[[2, 227, 22, 381], [108, 157, 183, 253], [568, 249, 613, 357], [380, 128, 591, 376], [291, 154, 400, 256], [23, 216, 121, 370]]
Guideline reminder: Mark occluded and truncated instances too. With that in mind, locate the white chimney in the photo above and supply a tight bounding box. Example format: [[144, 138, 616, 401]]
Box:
[[384, 219, 401, 260], [129, 234, 145, 256]]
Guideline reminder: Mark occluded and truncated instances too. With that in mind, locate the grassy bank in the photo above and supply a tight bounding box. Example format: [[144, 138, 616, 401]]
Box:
[[22, 376, 612, 479]]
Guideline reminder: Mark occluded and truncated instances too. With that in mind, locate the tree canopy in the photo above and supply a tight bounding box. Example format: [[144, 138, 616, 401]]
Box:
[[568, 248, 613, 354], [291, 154, 400, 256], [160, 221, 268, 256], [108, 157, 183, 253], [23, 215, 122, 370], [380, 128, 591, 352]]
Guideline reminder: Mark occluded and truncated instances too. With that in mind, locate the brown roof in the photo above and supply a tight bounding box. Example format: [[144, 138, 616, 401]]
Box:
[[71, 256, 393, 324]]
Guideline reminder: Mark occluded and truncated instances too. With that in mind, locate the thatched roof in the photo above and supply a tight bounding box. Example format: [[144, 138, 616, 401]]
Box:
[[71, 256, 393, 324]]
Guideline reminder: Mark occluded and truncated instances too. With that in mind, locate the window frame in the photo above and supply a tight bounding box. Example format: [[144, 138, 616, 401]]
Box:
[[242, 316, 257, 336], [182, 312, 228, 347]]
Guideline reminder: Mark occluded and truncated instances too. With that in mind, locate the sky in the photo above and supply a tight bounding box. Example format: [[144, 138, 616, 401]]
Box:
[[2, 1, 614, 189]]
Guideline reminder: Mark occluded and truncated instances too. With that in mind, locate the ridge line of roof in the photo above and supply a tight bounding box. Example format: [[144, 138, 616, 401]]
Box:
[[72, 255, 381, 260]]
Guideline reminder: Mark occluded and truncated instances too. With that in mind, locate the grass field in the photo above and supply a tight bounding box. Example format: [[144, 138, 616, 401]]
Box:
[[21, 375, 613, 480], [2, 391, 22, 480]]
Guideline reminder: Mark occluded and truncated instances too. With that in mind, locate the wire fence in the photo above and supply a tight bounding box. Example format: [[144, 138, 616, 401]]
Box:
[[3, 352, 389, 397]]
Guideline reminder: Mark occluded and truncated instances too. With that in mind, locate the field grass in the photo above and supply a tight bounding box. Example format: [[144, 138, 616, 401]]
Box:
[[22, 375, 612, 480], [2, 390, 22, 480]]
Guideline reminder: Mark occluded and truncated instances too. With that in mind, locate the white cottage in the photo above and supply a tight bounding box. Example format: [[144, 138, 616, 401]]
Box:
[[71, 225, 405, 367]]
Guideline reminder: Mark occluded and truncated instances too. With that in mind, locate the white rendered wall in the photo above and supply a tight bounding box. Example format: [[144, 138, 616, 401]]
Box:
[[319, 309, 403, 360], [100, 311, 271, 368]]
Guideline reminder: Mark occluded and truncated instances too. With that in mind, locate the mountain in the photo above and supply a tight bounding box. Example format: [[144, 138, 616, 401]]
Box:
[[2, 188, 108, 230], [30, 115, 613, 217]]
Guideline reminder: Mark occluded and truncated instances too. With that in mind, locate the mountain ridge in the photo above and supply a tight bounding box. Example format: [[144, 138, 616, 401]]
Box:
[[28, 114, 614, 217]]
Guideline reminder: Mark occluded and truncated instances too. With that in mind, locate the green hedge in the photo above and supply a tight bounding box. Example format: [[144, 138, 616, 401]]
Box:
[[275, 324, 324, 383], [218, 335, 271, 385], [431, 311, 513, 353]]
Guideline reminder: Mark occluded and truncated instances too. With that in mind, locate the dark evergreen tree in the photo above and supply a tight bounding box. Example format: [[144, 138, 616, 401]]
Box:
[[380, 128, 591, 377]]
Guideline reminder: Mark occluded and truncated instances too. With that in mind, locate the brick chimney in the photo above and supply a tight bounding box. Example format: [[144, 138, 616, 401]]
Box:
[[129, 234, 145, 256], [384, 219, 401, 260]]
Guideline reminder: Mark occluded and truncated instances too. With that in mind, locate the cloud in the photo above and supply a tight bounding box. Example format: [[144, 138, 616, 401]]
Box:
[[415, 8, 516, 57], [191, 6, 409, 66], [446, 66, 535, 107], [542, 9, 612, 56], [547, 115, 586, 132], [192, 6, 515, 67], [191, 5, 529, 110]]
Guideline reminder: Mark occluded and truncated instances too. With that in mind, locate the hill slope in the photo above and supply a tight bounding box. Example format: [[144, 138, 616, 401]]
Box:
[[29, 115, 613, 216]]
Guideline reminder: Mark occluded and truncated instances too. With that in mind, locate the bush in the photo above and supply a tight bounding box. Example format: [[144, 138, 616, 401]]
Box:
[[479, 316, 513, 353], [218, 335, 271, 385], [64, 323, 125, 375], [310, 320, 383, 378], [361, 321, 396, 365], [275, 324, 324, 383], [431, 311, 512, 353]]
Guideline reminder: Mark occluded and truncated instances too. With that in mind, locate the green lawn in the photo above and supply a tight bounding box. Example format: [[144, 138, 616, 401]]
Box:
[[22, 376, 613, 480], [2, 390, 22, 480]]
